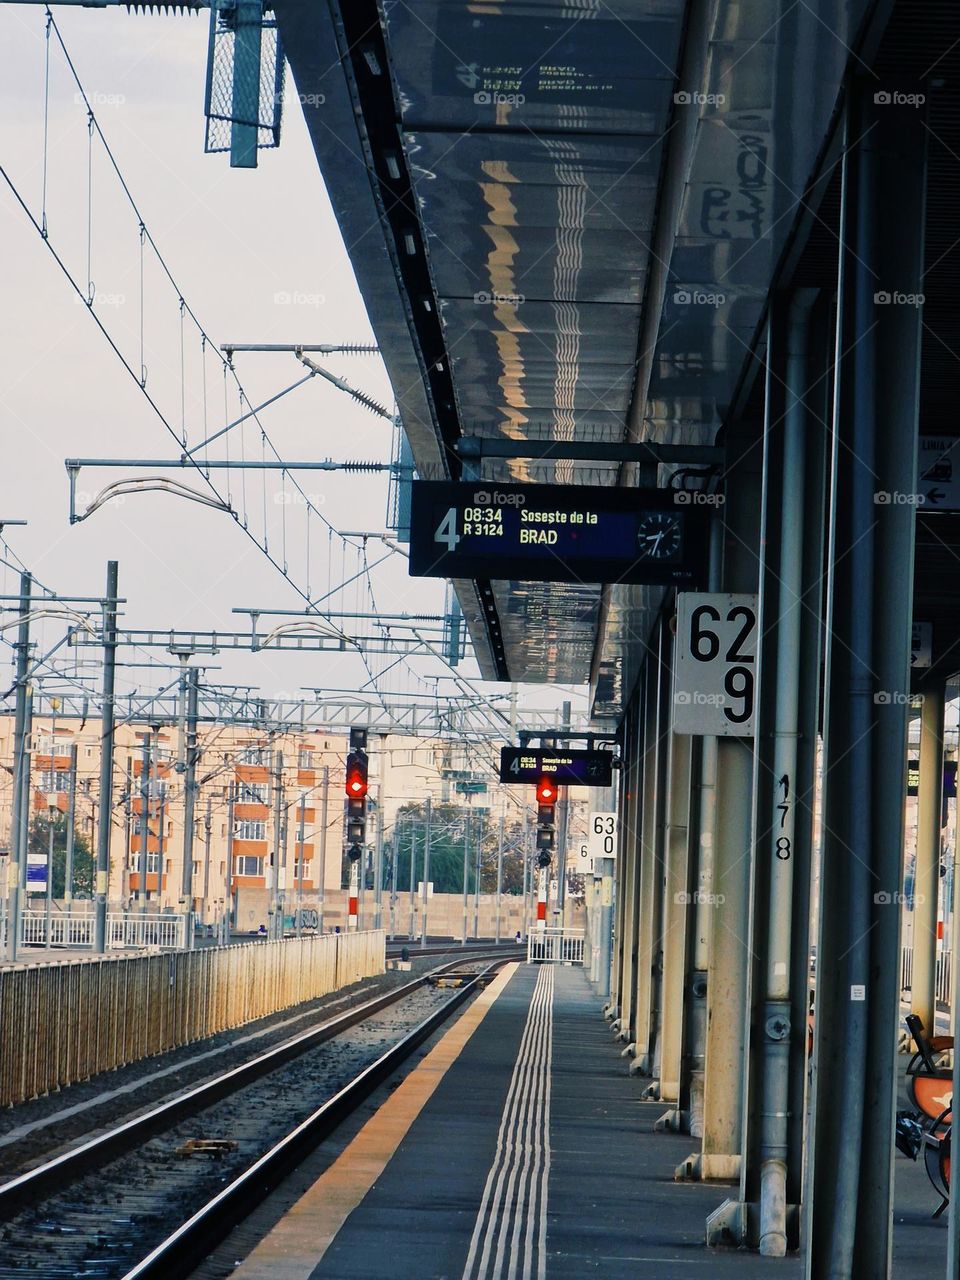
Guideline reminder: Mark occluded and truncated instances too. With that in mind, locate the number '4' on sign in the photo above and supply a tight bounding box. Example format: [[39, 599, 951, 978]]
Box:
[[672, 593, 759, 737]]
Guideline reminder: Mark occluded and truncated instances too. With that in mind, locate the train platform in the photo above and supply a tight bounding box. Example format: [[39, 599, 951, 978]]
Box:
[[233, 963, 947, 1279]]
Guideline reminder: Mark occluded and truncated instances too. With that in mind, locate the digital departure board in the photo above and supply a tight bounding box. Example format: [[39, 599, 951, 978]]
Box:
[[499, 747, 614, 787], [409, 482, 708, 587]]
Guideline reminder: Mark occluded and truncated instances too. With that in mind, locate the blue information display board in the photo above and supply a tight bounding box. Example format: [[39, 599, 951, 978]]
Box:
[[409, 481, 708, 587], [499, 747, 613, 787]]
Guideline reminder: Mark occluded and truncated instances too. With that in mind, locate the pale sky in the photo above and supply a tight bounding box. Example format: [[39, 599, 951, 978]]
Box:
[[0, 5, 587, 727]]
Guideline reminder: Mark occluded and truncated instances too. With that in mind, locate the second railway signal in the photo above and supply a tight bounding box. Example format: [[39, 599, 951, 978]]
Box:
[[535, 776, 557, 930], [345, 730, 368, 929], [536, 776, 557, 855]]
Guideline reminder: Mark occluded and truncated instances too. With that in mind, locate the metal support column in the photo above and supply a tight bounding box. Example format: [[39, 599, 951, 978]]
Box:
[[495, 808, 504, 944], [612, 698, 642, 1040], [138, 734, 151, 913], [595, 856, 615, 1000], [202, 797, 212, 928], [6, 572, 31, 963], [656, 723, 693, 1112], [271, 749, 284, 938], [913, 682, 944, 1033], [179, 667, 200, 948], [420, 796, 432, 947], [633, 617, 671, 1077], [806, 81, 926, 1280], [94, 561, 118, 953], [64, 743, 78, 912], [318, 765, 328, 933], [723, 289, 825, 1253], [296, 792, 307, 937], [700, 416, 763, 1184], [461, 811, 470, 945]]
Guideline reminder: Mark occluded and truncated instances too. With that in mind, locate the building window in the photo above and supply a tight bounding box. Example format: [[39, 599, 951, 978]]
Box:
[[234, 819, 266, 841], [146, 851, 161, 874], [237, 745, 269, 765], [234, 854, 264, 877], [38, 769, 69, 793], [233, 781, 268, 803], [298, 749, 314, 769]]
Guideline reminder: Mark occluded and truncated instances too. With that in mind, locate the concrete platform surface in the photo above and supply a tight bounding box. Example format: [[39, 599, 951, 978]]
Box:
[[235, 964, 950, 1279]]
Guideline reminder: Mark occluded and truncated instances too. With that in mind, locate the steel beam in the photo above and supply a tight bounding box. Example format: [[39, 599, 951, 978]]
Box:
[[805, 81, 926, 1280], [456, 436, 724, 466]]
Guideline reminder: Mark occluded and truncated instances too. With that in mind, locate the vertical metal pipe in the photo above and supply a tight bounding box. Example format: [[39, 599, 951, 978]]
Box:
[[461, 811, 470, 945], [634, 619, 670, 1074], [45, 806, 54, 950], [224, 790, 235, 944], [420, 796, 431, 947], [374, 798, 384, 931], [947, 897, 960, 1273], [596, 856, 615, 1000], [138, 735, 150, 914], [6, 572, 30, 962], [755, 292, 817, 1255], [407, 819, 417, 939], [94, 561, 118, 954], [296, 791, 307, 938], [495, 808, 504, 945], [122, 755, 133, 908], [270, 749, 284, 938], [16, 686, 33, 954], [658, 720, 691, 1107], [615, 696, 642, 1038], [913, 683, 944, 1032], [179, 668, 200, 948], [318, 765, 328, 933], [64, 743, 78, 912], [201, 797, 212, 928], [473, 809, 482, 939]]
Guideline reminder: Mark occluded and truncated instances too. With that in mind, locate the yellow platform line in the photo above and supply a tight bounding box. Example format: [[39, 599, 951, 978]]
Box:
[[233, 962, 521, 1280]]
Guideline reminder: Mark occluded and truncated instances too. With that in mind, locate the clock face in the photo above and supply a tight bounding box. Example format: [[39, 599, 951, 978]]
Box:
[[636, 511, 683, 561]]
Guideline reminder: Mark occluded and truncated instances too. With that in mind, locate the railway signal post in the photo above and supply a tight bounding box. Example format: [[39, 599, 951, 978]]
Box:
[[345, 729, 368, 931]]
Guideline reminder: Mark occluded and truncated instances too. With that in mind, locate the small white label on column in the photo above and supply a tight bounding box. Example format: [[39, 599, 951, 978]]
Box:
[[851, 984, 866, 1001]]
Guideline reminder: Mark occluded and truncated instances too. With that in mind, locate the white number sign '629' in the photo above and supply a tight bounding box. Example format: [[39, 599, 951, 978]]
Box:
[[673, 593, 759, 737]]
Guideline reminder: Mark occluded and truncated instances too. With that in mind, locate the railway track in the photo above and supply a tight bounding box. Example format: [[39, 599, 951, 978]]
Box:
[[0, 955, 513, 1280]]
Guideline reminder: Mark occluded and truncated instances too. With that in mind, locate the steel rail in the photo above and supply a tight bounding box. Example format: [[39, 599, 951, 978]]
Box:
[[0, 953, 514, 1218], [123, 958, 511, 1280]]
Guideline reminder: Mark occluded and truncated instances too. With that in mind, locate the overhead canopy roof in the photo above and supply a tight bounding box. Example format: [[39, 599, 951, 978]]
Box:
[[276, 0, 960, 712]]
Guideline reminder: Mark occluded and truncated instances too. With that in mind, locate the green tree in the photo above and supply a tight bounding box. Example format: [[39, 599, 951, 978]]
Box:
[[389, 803, 528, 896], [27, 813, 95, 898]]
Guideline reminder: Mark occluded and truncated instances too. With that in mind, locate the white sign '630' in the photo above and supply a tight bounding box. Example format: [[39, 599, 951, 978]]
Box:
[[673, 593, 758, 737]]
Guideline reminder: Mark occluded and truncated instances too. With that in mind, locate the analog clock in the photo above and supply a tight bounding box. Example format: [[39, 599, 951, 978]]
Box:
[[636, 511, 683, 561]]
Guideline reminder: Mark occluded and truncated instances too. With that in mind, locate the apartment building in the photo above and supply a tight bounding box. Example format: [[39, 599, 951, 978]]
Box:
[[0, 715, 348, 929]]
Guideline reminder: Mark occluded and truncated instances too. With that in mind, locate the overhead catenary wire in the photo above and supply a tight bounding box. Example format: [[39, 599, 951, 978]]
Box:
[[0, 10, 531, 732]]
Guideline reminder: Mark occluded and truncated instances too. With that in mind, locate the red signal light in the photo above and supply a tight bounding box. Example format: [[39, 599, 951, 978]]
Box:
[[345, 750, 368, 799], [536, 776, 557, 805]]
